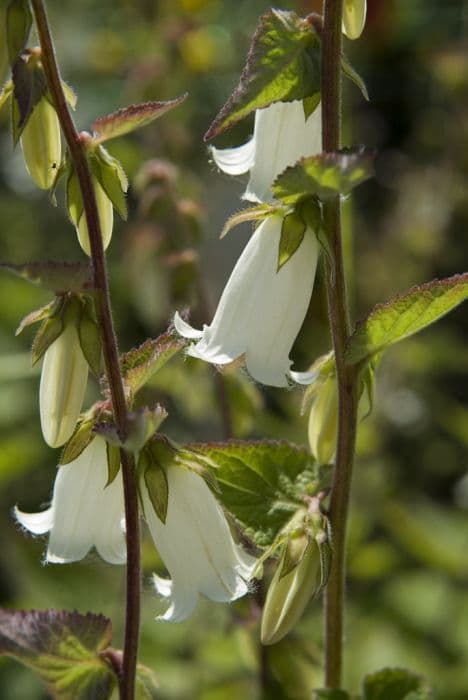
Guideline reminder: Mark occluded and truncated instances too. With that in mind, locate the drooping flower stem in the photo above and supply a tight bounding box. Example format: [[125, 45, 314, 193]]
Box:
[[321, 0, 360, 689], [30, 2, 140, 698]]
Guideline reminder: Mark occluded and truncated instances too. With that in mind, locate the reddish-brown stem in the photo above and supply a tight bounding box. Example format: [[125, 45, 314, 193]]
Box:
[[321, 0, 359, 689], [30, 2, 140, 697]]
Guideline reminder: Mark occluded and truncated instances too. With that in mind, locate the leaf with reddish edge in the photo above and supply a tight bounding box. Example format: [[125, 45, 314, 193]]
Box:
[[0, 261, 93, 293], [92, 96, 188, 144]]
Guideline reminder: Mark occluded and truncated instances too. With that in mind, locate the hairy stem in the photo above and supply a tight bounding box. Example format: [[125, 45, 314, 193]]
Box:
[[31, 2, 140, 697], [321, 0, 359, 688]]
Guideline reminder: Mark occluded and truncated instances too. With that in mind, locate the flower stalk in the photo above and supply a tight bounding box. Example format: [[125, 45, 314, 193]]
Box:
[[321, 0, 360, 689], [30, 2, 140, 698]]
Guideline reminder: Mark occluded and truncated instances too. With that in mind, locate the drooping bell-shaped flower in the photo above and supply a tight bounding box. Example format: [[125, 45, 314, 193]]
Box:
[[175, 214, 320, 387], [21, 97, 61, 190], [211, 100, 322, 203], [40, 320, 89, 448], [141, 464, 256, 622], [15, 437, 126, 564], [342, 0, 367, 40]]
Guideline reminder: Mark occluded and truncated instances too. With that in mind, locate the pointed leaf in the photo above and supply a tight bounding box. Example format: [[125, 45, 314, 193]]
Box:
[[205, 9, 321, 140], [92, 96, 187, 144], [273, 148, 374, 205], [6, 0, 32, 67], [277, 211, 306, 270], [144, 459, 169, 524], [0, 609, 116, 700], [188, 440, 324, 547], [220, 203, 281, 239], [120, 331, 186, 400], [0, 261, 93, 293], [60, 422, 95, 465], [342, 54, 369, 100], [363, 668, 433, 700], [346, 273, 468, 365], [90, 146, 128, 220], [16, 300, 57, 336], [31, 316, 64, 365], [78, 297, 102, 376]]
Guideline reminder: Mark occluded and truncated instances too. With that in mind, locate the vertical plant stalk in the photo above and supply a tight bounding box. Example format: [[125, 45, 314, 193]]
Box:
[[30, 2, 140, 698], [321, 0, 359, 689]]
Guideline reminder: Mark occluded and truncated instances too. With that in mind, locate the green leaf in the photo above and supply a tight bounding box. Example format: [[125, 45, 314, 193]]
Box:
[[90, 146, 128, 220], [342, 54, 369, 101], [60, 422, 95, 465], [120, 331, 186, 401], [0, 261, 93, 293], [6, 0, 32, 67], [204, 9, 321, 140], [346, 273, 468, 365], [11, 56, 48, 137], [78, 297, 102, 376], [272, 148, 374, 205], [312, 691, 352, 699], [188, 440, 322, 547], [91, 95, 187, 144], [0, 609, 116, 700], [363, 668, 433, 700], [220, 203, 281, 239], [277, 211, 306, 271], [31, 316, 64, 365]]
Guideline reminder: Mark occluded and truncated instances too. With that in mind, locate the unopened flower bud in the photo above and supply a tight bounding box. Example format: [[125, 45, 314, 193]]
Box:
[[76, 177, 114, 256], [342, 0, 367, 40], [40, 314, 89, 448], [308, 374, 338, 465], [21, 98, 61, 190], [261, 532, 323, 645]]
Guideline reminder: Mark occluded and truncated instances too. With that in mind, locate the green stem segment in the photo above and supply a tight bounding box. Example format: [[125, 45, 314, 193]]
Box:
[[321, 0, 359, 689], [30, 3, 140, 698]]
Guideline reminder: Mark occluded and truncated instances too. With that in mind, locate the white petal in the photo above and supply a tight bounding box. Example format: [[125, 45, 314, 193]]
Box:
[[245, 101, 322, 203], [180, 215, 320, 387], [14, 505, 53, 535], [173, 311, 204, 340], [210, 137, 255, 175], [47, 437, 126, 564], [289, 368, 322, 385], [40, 323, 89, 448], [144, 466, 255, 622]]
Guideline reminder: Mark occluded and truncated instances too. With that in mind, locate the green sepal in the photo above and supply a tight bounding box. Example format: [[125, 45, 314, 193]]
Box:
[[342, 53, 369, 101], [78, 296, 102, 376], [0, 260, 93, 293], [142, 448, 169, 524], [135, 662, 159, 699], [272, 148, 375, 205], [62, 80, 77, 110], [91, 95, 187, 144], [90, 145, 128, 220], [66, 168, 84, 226], [11, 55, 48, 141], [15, 299, 58, 336], [6, 0, 32, 68], [277, 210, 306, 271], [303, 93, 321, 119], [60, 420, 95, 465], [346, 272, 468, 366], [95, 405, 168, 454], [31, 315, 64, 365], [205, 10, 321, 140], [0, 81, 13, 113], [278, 528, 310, 579], [220, 202, 282, 239], [106, 443, 121, 486], [362, 667, 433, 700]]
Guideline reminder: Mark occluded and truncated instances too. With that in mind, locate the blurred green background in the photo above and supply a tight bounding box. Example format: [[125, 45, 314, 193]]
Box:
[[0, 0, 467, 697]]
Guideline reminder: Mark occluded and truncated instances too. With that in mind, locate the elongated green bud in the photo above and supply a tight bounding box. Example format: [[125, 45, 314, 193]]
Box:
[[21, 98, 61, 190], [76, 178, 113, 256], [342, 0, 367, 40], [308, 374, 338, 465], [40, 312, 89, 448], [261, 531, 324, 645]]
